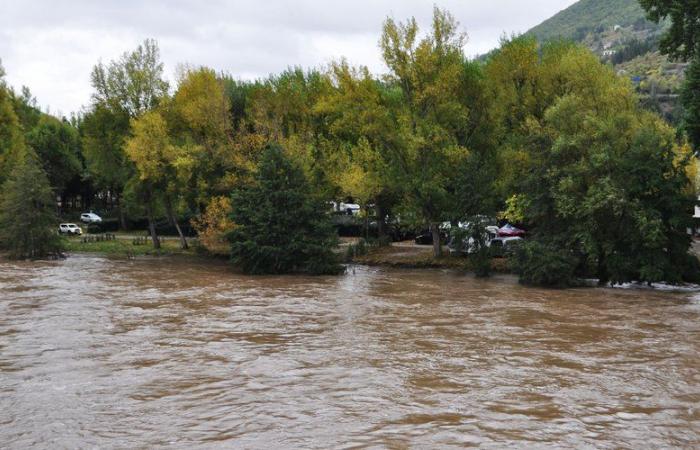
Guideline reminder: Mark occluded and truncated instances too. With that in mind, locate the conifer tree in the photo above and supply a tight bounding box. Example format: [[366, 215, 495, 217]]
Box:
[[0, 150, 64, 259], [228, 144, 342, 275]]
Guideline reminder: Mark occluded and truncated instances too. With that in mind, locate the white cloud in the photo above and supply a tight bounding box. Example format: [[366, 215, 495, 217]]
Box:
[[0, 0, 577, 115]]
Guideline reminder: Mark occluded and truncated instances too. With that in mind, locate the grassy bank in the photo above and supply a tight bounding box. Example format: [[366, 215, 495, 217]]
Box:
[[64, 236, 197, 258]]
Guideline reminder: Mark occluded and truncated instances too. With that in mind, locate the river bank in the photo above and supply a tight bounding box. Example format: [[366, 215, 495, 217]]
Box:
[[65, 235, 512, 274], [350, 241, 512, 272]]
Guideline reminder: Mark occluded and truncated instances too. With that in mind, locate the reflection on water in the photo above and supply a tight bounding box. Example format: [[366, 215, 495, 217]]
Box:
[[0, 255, 698, 448]]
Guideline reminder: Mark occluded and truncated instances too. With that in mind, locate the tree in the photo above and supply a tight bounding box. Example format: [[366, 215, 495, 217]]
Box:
[[682, 48, 700, 151], [228, 144, 342, 275], [0, 149, 64, 259], [90, 39, 169, 116], [124, 110, 191, 249], [0, 72, 25, 185], [169, 66, 231, 209], [26, 116, 82, 197], [314, 61, 400, 237], [377, 7, 472, 257], [84, 39, 168, 229], [639, 0, 700, 61], [81, 103, 132, 226], [640, 1, 700, 150]]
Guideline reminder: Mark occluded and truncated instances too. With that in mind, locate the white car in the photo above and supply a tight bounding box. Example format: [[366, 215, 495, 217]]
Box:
[[80, 212, 102, 224], [58, 223, 82, 235]]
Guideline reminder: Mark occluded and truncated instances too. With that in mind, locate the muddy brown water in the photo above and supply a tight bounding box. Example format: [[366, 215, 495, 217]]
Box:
[[1, 255, 699, 448]]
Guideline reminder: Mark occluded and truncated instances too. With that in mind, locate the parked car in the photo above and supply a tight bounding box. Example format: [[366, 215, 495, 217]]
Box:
[[58, 223, 82, 235], [329, 201, 361, 216], [489, 236, 523, 257], [80, 212, 102, 224], [448, 227, 500, 255]]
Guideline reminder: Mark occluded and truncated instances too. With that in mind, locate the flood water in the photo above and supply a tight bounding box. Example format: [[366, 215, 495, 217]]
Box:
[[1, 255, 699, 448]]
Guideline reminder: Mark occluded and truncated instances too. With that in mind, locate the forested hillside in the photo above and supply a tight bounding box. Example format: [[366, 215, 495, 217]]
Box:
[[526, 0, 685, 123], [528, 0, 654, 42]]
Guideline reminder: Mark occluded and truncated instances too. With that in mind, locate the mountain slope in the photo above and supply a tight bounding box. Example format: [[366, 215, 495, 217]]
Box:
[[527, 0, 652, 43], [526, 0, 685, 124]]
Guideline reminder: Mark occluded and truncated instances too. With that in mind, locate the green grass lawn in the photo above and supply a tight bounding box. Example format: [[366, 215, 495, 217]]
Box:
[[64, 236, 196, 258]]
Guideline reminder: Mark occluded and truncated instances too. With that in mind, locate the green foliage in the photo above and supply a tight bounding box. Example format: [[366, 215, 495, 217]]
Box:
[[228, 145, 343, 275], [0, 150, 64, 259], [11, 86, 43, 131], [90, 38, 169, 117], [26, 116, 82, 193], [682, 50, 700, 151], [640, 0, 700, 61], [466, 220, 492, 278], [81, 103, 132, 192], [0, 83, 25, 185], [513, 240, 579, 287]]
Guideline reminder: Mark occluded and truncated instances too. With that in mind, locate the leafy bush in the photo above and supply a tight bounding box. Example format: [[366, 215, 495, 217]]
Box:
[[513, 240, 579, 287], [470, 248, 492, 277], [467, 219, 492, 277], [346, 239, 368, 260]]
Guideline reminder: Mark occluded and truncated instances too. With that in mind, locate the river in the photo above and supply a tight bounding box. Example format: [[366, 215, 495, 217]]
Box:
[[1, 255, 699, 448]]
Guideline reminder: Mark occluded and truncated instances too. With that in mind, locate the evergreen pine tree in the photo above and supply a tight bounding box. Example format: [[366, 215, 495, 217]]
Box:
[[0, 150, 64, 259], [228, 144, 343, 275]]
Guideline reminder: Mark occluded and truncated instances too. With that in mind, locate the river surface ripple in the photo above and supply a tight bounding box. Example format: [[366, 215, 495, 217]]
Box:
[[1, 255, 699, 448]]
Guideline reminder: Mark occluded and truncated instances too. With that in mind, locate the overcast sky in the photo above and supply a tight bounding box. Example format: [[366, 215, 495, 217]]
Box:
[[0, 0, 578, 116]]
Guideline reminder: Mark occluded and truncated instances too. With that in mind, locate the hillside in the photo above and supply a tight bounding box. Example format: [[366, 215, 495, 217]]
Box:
[[528, 0, 654, 43], [526, 0, 686, 124]]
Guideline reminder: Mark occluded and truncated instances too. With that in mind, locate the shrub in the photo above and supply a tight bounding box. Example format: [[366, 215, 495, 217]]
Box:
[[513, 240, 579, 287]]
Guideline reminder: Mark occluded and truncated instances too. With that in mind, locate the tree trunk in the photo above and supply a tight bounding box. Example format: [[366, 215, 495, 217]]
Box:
[[430, 222, 442, 258], [364, 204, 369, 240], [145, 199, 160, 249], [376, 202, 386, 238], [119, 207, 128, 231], [165, 196, 188, 250], [596, 246, 608, 286], [116, 191, 129, 231]]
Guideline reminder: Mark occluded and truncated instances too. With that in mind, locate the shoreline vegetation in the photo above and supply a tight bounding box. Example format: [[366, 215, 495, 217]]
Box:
[[58, 236, 700, 292], [2, 4, 700, 287]]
